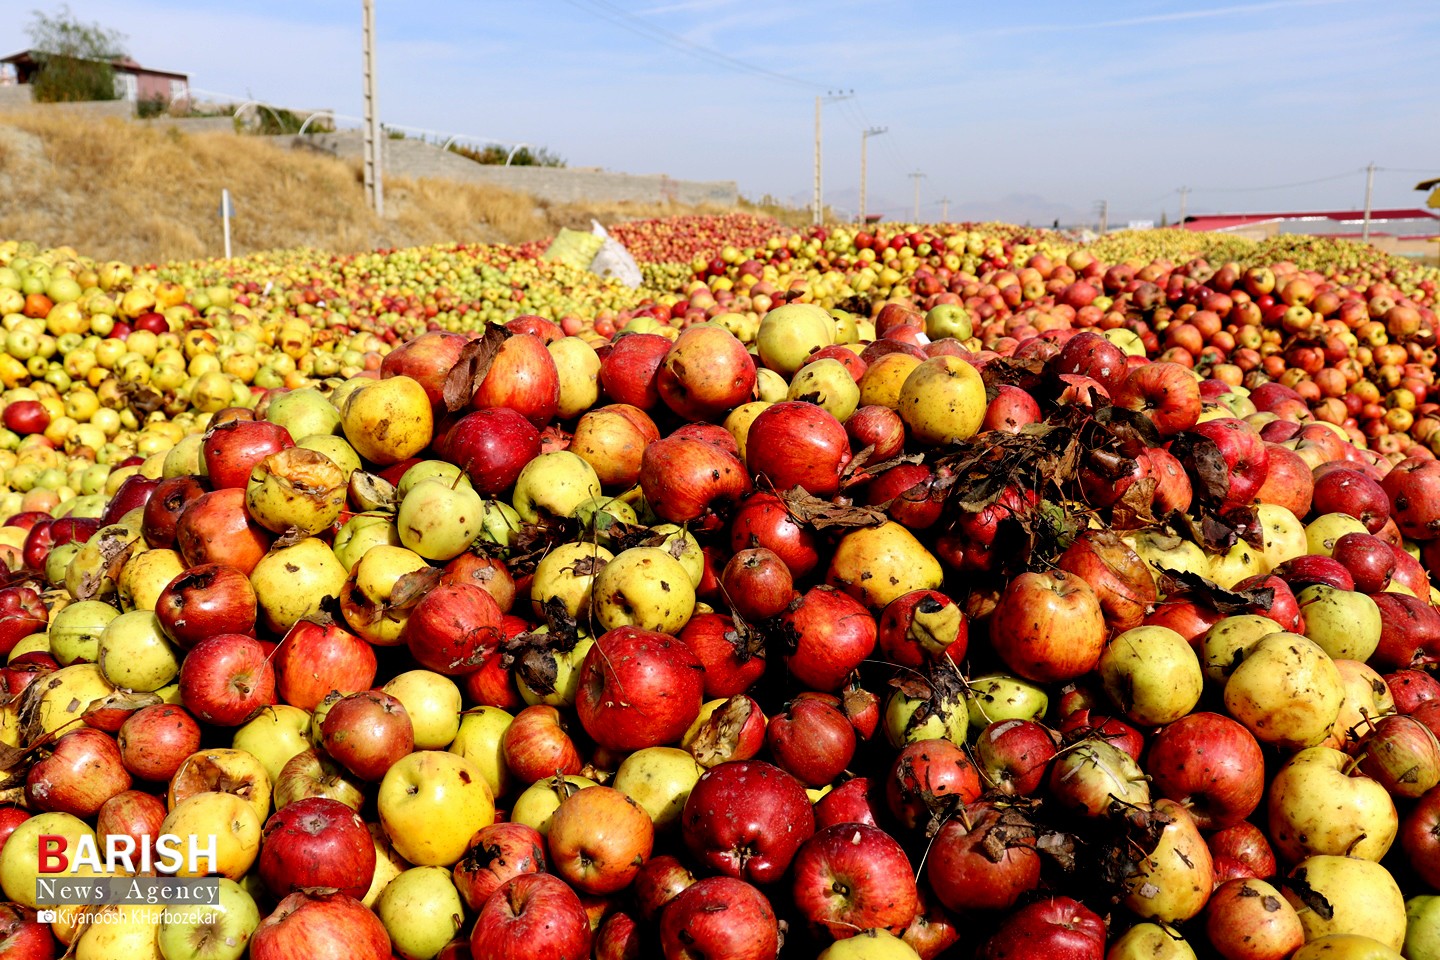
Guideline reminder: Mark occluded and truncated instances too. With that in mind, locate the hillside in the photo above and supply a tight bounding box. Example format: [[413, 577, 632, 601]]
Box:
[[0, 111, 750, 264]]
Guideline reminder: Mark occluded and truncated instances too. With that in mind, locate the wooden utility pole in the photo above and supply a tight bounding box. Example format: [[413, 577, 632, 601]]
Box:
[[909, 171, 926, 222], [362, 0, 383, 216], [858, 126, 885, 225], [813, 91, 853, 226]]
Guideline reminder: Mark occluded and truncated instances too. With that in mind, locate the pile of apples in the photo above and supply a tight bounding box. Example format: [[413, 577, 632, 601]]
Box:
[[0, 274, 1439, 960]]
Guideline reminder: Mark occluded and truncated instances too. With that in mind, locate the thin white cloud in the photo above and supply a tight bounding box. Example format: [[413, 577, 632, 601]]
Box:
[[635, 0, 738, 15], [973, 0, 1357, 37]]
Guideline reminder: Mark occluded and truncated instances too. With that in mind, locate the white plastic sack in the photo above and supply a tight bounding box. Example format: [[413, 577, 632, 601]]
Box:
[[589, 220, 643, 289]]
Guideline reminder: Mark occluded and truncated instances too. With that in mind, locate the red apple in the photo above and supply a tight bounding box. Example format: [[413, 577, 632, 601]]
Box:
[[202, 418, 294, 489], [117, 704, 202, 782], [177, 633, 277, 726], [1113, 361, 1202, 435], [154, 563, 258, 649], [442, 407, 542, 495], [639, 436, 749, 531], [404, 582, 504, 676], [746, 401, 852, 497], [251, 891, 390, 960], [730, 492, 820, 579], [469, 874, 591, 960], [658, 877, 778, 960], [1144, 711, 1265, 830], [260, 797, 376, 900], [576, 627, 705, 752], [470, 333, 560, 427], [886, 739, 982, 831], [25, 727, 131, 817], [453, 822, 547, 910], [502, 704, 582, 785], [680, 760, 815, 885], [973, 719, 1059, 797], [791, 823, 919, 939], [989, 570, 1106, 683], [319, 691, 414, 782], [980, 896, 1107, 960], [273, 619, 377, 710], [1206, 821, 1278, 880], [765, 697, 856, 788], [781, 586, 877, 692], [547, 785, 654, 895], [175, 488, 274, 574], [719, 548, 794, 622], [141, 475, 209, 550], [926, 801, 1041, 911]]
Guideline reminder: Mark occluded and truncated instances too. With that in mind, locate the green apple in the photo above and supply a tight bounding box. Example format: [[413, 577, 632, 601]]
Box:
[[264, 388, 341, 440], [96, 610, 180, 691], [530, 541, 613, 622], [1225, 633, 1343, 750], [1267, 746, 1397, 864], [0, 812, 94, 908], [510, 775, 597, 838], [756, 302, 834, 376], [1282, 856, 1407, 951], [397, 477, 485, 562], [383, 670, 462, 750], [1200, 614, 1284, 686], [964, 673, 1048, 729], [612, 747, 704, 830], [157, 877, 260, 960], [817, 929, 921, 960], [1298, 585, 1382, 662], [511, 451, 601, 523], [1406, 896, 1440, 960], [1106, 923, 1196, 960], [923, 303, 972, 341], [591, 546, 696, 635], [1291, 935, 1403, 960], [516, 633, 594, 708], [378, 751, 494, 867], [375, 866, 465, 960], [788, 358, 860, 422], [232, 705, 313, 784], [1097, 625, 1203, 726], [448, 706, 515, 799]]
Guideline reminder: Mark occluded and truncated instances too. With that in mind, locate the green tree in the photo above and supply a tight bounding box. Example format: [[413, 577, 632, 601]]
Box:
[[25, 6, 128, 103]]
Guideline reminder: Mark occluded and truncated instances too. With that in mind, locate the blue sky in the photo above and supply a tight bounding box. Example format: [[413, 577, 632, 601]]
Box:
[[4, 0, 1438, 225]]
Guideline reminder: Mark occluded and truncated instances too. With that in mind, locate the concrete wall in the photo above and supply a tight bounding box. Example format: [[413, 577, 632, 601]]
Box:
[[0, 86, 32, 111], [0, 88, 135, 120], [286, 131, 738, 207], [140, 116, 236, 135]]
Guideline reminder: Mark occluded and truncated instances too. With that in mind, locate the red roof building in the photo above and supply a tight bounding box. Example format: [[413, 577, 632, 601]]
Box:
[[0, 49, 189, 108], [1182, 208, 1440, 239]]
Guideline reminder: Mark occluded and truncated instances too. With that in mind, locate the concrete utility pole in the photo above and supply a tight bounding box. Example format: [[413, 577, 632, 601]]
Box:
[[362, 0, 384, 217], [1096, 200, 1109, 234], [938, 196, 951, 221], [909, 171, 926, 222], [1178, 186, 1189, 227], [858, 126, 886, 225], [813, 90, 853, 226], [1362, 162, 1376, 242]]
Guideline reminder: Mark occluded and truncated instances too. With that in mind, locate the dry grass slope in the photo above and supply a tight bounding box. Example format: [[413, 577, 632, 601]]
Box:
[[0, 112, 756, 264]]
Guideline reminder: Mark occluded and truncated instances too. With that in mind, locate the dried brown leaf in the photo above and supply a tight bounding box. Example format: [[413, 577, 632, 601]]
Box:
[[443, 324, 512, 412]]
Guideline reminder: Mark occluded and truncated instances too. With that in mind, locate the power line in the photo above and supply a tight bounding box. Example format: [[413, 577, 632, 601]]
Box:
[[557, 0, 823, 90], [1187, 169, 1362, 193]]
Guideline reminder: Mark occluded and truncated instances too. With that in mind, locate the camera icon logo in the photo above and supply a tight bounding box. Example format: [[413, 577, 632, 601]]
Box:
[[36, 909, 57, 923]]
